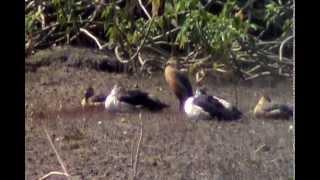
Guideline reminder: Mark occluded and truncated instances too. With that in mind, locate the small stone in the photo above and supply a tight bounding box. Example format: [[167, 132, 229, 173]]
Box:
[[289, 125, 293, 131], [120, 118, 126, 123]]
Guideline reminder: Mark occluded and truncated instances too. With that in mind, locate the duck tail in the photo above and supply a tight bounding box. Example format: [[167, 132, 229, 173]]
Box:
[[219, 107, 243, 121], [232, 108, 243, 120], [145, 98, 170, 111]]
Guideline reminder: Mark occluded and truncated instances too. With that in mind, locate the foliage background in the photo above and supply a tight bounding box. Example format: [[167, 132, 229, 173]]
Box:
[[25, 0, 293, 80]]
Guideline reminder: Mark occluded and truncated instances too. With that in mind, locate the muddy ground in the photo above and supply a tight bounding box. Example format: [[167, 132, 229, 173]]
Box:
[[26, 46, 294, 180]]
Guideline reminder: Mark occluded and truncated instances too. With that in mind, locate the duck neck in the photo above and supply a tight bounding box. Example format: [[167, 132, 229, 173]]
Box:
[[254, 98, 268, 113], [81, 97, 88, 107]]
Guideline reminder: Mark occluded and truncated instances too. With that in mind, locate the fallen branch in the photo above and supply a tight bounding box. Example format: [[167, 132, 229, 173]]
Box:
[[186, 55, 212, 64], [38, 171, 69, 180], [246, 65, 261, 74], [245, 71, 271, 80], [40, 127, 70, 180], [254, 144, 266, 154]]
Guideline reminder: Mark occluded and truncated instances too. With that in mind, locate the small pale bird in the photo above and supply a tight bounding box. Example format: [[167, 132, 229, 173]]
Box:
[[253, 95, 293, 120], [81, 86, 106, 108]]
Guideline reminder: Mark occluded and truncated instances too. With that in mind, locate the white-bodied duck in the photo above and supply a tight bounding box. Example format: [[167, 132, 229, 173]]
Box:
[[105, 83, 169, 113], [184, 87, 242, 121]]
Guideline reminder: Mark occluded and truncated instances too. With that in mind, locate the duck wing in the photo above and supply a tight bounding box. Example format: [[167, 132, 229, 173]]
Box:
[[118, 90, 149, 105], [193, 95, 226, 119], [119, 90, 169, 111], [211, 96, 242, 120], [176, 73, 193, 98], [263, 104, 293, 118], [91, 94, 107, 103], [193, 95, 241, 121]]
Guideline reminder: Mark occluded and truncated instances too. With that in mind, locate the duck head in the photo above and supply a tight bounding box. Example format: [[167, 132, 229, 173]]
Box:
[[195, 69, 206, 87], [195, 87, 208, 97], [109, 83, 125, 97], [254, 95, 272, 114], [165, 57, 178, 69], [81, 86, 94, 107], [259, 95, 272, 104]]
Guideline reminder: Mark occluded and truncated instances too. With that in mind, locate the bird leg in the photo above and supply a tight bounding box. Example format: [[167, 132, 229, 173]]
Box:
[[179, 101, 184, 112]]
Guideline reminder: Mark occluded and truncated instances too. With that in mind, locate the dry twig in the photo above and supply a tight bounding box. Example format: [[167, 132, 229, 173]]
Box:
[[39, 127, 71, 180], [279, 35, 293, 74], [38, 171, 69, 180], [138, 0, 152, 20], [132, 113, 143, 180], [80, 28, 104, 50], [152, 27, 181, 41]]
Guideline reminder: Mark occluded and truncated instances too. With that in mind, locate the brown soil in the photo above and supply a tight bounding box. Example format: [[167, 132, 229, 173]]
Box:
[[26, 46, 294, 180]]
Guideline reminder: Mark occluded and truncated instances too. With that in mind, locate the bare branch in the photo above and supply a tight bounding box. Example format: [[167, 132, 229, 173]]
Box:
[[130, 18, 154, 61], [138, 52, 145, 67], [138, 0, 152, 20], [246, 65, 261, 74], [279, 35, 294, 74], [38, 5, 46, 30], [186, 55, 212, 64], [153, 41, 179, 46], [43, 127, 70, 179], [115, 45, 130, 63], [144, 45, 170, 57], [115, 19, 154, 64], [80, 28, 103, 50], [152, 27, 181, 41]]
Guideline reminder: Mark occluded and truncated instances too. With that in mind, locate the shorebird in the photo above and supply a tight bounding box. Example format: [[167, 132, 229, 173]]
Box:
[[253, 95, 293, 119], [164, 57, 193, 111], [105, 83, 169, 113]]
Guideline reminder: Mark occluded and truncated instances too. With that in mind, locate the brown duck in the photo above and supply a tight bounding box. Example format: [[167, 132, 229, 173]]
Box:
[[164, 57, 193, 111], [253, 95, 293, 119]]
